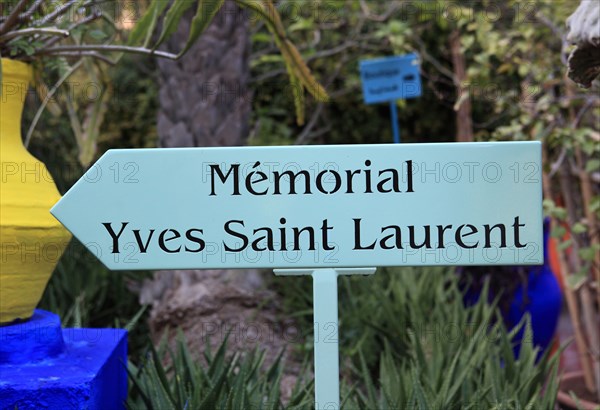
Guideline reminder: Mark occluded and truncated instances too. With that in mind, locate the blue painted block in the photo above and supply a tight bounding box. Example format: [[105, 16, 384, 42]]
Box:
[[0, 310, 127, 410], [360, 53, 422, 104]]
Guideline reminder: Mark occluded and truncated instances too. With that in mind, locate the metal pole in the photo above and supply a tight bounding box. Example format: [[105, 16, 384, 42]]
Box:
[[273, 268, 375, 410], [312, 269, 340, 409], [390, 100, 401, 143]]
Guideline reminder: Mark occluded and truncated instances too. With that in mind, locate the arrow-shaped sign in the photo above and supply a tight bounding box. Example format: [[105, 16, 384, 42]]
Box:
[[51, 142, 543, 271]]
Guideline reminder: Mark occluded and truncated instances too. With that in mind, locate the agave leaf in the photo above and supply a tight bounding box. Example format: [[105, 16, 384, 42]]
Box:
[[380, 345, 404, 408], [149, 343, 177, 406], [411, 368, 431, 409], [153, 0, 196, 51], [126, 360, 154, 409], [128, 0, 170, 48], [265, 348, 285, 382], [341, 382, 359, 409], [285, 63, 305, 125], [125, 305, 148, 332], [359, 349, 377, 405], [223, 379, 235, 410], [233, 0, 283, 36], [542, 359, 559, 408], [177, 333, 196, 387], [235, 0, 329, 110], [498, 320, 517, 378], [177, 0, 225, 57], [148, 363, 177, 410], [281, 39, 330, 102], [171, 335, 192, 406], [245, 350, 265, 387], [207, 332, 230, 378], [265, 368, 282, 410], [197, 354, 232, 410], [438, 349, 461, 408], [231, 361, 246, 410], [288, 359, 313, 407]]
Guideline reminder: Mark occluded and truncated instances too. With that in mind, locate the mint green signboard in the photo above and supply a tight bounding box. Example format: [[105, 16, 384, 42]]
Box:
[[52, 141, 543, 410], [52, 142, 543, 270]]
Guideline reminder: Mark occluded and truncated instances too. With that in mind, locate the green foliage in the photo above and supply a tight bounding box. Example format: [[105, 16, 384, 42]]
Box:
[[41, 263, 560, 409], [249, 1, 459, 145], [343, 271, 560, 409], [340, 267, 455, 367], [98, 55, 159, 150], [14, 2, 578, 406], [127, 0, 329, 125], [128, 0, 170, 48], [26, 54, 159, 172], [272, 268, 560, 409], [177, 0, 225, 57], [3, 0, 327, 164], [347, 321, 560, 409], [30, 57, 155, 355], [127, 334, 313, 410]]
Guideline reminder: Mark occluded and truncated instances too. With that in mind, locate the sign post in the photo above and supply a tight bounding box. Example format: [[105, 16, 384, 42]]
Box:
[[359, 53, 422, 143], [52, 142, 543, 409], [274, 268, 375, 409]]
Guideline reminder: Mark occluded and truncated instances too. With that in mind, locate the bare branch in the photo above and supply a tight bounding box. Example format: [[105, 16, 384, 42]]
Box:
[[0, 0, 44, 25], [574, 97, 597, 129], [295, 102, 325, 145], [0, 27, 70, 42], [25, 59, 85, 148], [36, 44, 179, 60], [21, 0, 45, 21], [0, 0, 29, 36], [43, 10, 102, 49], [41, 50, 117, 65], [536, 12, 565, 39], [412, 34, 457, 82], [33, 0, 78, 26], [549, 147, 567, 179], [359, 0, 400, 22]]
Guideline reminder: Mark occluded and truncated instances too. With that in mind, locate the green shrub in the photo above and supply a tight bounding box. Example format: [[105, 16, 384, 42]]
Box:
[[127, 334, 313, 410], [341, 268, 560, 409], [144, 268, 559, 409]]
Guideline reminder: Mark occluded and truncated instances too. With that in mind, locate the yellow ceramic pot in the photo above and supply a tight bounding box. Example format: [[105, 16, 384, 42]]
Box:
[[0, 58, 71, 323]]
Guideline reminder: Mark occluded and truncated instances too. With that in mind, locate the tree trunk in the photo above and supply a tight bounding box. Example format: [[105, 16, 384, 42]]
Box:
[[450, 29, 474, 142], [156, 3, 250, 147], [140, 4, 301, 388]]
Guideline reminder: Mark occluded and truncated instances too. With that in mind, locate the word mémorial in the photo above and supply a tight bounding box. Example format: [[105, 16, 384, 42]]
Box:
[[209, 160, 415, 196]]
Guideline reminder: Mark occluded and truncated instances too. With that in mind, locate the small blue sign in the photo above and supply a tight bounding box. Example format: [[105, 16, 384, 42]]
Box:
[[359, 53, 422, 105]]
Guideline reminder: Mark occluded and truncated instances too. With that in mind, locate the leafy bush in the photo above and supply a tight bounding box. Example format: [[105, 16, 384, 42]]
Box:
[[344, 276, 560, 409], [127, 334, 313, 410], [145, 268, 559, 409], [341, 269, 559, 409]]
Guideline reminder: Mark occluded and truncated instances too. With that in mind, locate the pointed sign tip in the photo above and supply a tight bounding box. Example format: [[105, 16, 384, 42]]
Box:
[[49, 199, 63, 222]]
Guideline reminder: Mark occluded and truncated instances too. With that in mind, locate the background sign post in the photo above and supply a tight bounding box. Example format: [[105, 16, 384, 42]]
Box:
[[389, 100, 401, 143], [359, 53, 422, 143]]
